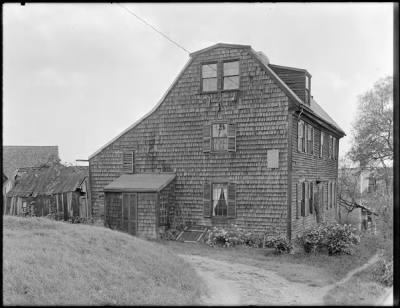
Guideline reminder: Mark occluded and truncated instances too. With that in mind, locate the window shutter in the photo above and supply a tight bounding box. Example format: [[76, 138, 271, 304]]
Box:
[[227, 183, 236, 217], [203, 182, 212, 217], [228, 124, 236, 152], [203, 125, 211, 152], [304, 182, 309, 216], [123, 151, 134, 173], [320, 131, 323, 158], [296, 183, 301, 219], [301, 182, 305, 216], [298, 121, 303, 152]]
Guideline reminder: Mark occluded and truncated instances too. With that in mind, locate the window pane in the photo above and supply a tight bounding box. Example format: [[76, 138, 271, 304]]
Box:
[[213, 138, 228, 151], [223, 76, 239, 90], [202, 64, 217, 78], [305, 76, 310, 90], [203, 78, 217, 92], [213, 184, 228, 216], [223, 61, 239, 76], [212, 123, 228, 137]]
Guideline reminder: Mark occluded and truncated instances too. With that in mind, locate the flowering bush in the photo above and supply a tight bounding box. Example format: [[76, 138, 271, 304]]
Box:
[[373, 257, 393, 286], [299, 223, 360, 255], [266, 237, 293, 254]]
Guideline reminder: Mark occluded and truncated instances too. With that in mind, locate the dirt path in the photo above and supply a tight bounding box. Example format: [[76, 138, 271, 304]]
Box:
[[180, 251, 383, 306]]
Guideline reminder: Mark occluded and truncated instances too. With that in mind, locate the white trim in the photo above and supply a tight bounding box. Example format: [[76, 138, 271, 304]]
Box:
[[89, 58, 193, 159]]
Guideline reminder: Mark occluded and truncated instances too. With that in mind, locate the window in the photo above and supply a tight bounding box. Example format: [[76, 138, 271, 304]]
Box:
[[332, 137, 337, 160], [203, 181, 236, 218], [328, 135, 333, 159], [320, 131, 325, 158], [212, 123, 228, 151], [223, 61, 239, 90], [122, 151, 135, 174], [297, 182, 307, 218], [159, 198, 167, 225], [203, 123, 236, 152], [212, 183, 228, 217], [306, 124, 314, 154], [202, 63, 217, 92], [298, 120, 305, 152], [305, 75, 311, 104], [309, 182, 314, 214]]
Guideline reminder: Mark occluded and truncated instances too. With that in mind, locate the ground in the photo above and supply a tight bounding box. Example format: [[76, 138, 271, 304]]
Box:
[[161, 240, 391, 306]]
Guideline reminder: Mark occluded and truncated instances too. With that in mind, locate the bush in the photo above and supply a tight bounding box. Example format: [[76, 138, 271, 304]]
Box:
[[299, 223, 360, 255], [266, 237, 293, 254], [373, 257, 393, 286]]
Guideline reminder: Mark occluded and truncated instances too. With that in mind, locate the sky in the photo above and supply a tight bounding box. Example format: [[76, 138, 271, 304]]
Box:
[[3, 3, 394, 164]]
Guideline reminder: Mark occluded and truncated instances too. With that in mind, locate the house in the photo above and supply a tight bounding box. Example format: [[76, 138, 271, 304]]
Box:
[[4, 163, 90, 221], [3, 145, 59, 179], [88, 43, 345, 240]]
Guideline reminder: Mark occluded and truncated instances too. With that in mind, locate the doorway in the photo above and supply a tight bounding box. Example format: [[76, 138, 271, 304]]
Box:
[[122, 193, 137, 236]]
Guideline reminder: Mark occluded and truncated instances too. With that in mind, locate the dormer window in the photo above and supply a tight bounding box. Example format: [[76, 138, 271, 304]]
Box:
[[305, 75, 311, 104], [223, 60, 239, 90], [201, 63, 218, 92]]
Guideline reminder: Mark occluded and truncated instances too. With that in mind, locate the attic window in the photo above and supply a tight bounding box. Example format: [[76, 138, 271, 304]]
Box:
[[202, 63, 217, 92], [305, 75, 310, 104], [223, 61, 239, 90]]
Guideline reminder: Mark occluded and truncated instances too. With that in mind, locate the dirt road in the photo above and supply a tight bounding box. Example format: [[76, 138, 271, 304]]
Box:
[[180, 251, 382, 306], [180, 254, 330, 305]]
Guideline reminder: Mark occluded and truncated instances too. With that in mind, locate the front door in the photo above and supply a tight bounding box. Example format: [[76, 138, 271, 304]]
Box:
[[122, 193, 137, 236]]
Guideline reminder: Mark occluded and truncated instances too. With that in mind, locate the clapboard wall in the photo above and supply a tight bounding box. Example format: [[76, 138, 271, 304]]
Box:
[[89, 45, 290, 236]]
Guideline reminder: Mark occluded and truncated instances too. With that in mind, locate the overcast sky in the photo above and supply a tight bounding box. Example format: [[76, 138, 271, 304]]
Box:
[[3, 3, 393, 164]]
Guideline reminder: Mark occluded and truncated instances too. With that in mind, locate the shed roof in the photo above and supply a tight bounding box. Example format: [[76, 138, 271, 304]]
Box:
[[7, 164, 87, 197], [3, 145, 59, 179], [104, 173, 176, 193]]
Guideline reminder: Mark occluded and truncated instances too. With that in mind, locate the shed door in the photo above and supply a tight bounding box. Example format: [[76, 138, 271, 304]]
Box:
[[122, 193, 137, 236]]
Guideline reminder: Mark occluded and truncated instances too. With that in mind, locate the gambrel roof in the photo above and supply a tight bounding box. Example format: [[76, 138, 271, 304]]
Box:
[[90, 43, 345, 159]]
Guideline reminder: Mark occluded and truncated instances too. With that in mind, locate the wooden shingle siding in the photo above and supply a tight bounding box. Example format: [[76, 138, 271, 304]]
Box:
[[290, 114, 339, 238], [89, 46, 290, 236]]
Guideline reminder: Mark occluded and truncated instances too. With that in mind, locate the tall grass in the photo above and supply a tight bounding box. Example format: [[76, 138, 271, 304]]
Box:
[[3, 216, 206, 305]]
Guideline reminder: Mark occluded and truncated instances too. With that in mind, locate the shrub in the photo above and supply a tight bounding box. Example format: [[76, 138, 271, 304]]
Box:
[[373, 257, 393, 286], [267, 237, 293, 254], [299, 223, 360, 255], [205, 225, 264, 248]]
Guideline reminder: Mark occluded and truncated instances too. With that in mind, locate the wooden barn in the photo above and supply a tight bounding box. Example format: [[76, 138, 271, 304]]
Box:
[[88, 43, 346, 240], [4, 163, 90, 221]]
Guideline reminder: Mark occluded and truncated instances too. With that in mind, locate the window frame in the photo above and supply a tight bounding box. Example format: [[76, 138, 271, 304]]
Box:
[[201, 61, 218, 93], [298, 120, 305, 152], [320, 131, 324, 158], [212, 182, 229, 217], [305, 75, 311, 105], [211, 122, 229, 152], [222, 59, 240, 91]]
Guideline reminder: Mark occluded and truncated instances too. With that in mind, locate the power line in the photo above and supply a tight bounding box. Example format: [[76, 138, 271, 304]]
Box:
[[113, 2, 190, 54], [112, 3, 240, 89]]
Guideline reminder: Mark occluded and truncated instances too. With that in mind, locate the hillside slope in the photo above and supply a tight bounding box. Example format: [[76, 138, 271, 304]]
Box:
[[3, 216, 206, 305]]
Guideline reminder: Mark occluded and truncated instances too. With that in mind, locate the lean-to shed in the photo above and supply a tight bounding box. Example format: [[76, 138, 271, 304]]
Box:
[[4, 164, 89, 221], [104, 173, 175, 238]]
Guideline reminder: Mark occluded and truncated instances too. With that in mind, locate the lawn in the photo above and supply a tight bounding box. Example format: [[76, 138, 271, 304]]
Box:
[[3, 216, 207, 306]]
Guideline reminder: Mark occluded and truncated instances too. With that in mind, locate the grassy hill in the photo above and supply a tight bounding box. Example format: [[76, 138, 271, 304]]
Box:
[[3, 216, 206, 305]]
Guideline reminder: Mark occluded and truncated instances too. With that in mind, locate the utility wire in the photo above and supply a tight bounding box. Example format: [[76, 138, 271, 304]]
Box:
[[113, 2, 190, 54], [112, 2, 239, 89]]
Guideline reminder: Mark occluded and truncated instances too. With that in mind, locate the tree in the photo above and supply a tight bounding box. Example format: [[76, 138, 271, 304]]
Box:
[[348, 76, 393, 193]]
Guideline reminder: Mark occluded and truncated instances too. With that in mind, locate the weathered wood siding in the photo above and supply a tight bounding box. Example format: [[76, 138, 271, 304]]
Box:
[[270, 65, 307, 105], [290, 114, 339, 238], [90, 46, 290, 236], [137, 193, 157, 238]]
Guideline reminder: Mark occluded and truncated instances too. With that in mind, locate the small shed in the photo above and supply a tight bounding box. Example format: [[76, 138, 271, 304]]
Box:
[[104, 173, 176, 238]]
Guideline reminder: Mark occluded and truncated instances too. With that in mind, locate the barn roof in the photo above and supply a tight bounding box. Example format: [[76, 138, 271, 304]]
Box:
[[3, 145, 59, 179], [104, 173, 176, 193], [7, 164, 87, 197]]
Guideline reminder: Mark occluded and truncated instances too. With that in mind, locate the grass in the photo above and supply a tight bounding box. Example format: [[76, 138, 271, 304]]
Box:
[[3, 216, 207, 306]]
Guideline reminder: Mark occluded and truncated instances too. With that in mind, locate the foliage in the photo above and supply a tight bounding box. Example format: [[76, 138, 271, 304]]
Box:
[[373, 257, 393, 287], [159, 228, 181, 241], [298, 223, 360, 255], [348, 76, 393, 193], [266, 237, 293, 254]]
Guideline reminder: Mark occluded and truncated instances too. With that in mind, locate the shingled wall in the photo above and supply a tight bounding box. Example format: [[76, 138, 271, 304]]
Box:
[[89, 46, 290, 237], [290, 113, 339, 239]]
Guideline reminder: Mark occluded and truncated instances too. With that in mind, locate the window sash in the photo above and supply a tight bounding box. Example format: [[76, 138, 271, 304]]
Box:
[[202, 78, 218, 92], [223, 61, 239, 90], [212, 183, 228, 217]]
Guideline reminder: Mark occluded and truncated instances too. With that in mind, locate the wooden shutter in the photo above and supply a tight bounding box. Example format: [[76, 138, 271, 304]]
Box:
[[298, 121, 303, 152], [228, 124, 236, 152], [203, 125, 211, 152], [320, 131, 323, 158], [296, 183, 301, 219], [123, 151, 134, 173], [203, 182, 212, 217], [227, 183, 236, 217], [301, 182, 305, 216], [304, 182, 309, 216], [309, 182, 313, 214]]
